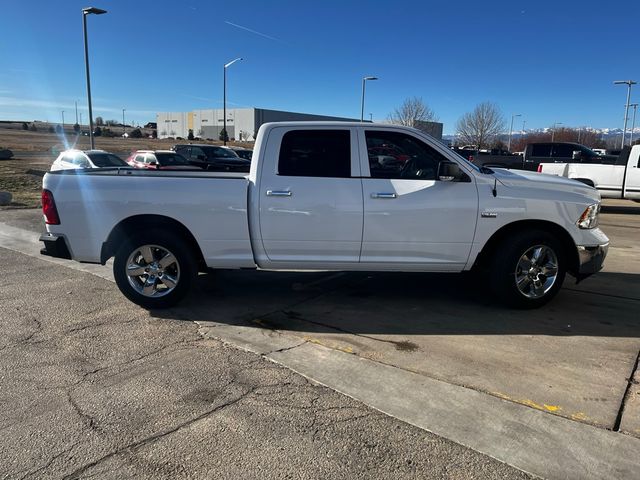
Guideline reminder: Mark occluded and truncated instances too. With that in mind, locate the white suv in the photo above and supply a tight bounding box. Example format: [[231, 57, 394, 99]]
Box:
[[51, 150, 128, 171]]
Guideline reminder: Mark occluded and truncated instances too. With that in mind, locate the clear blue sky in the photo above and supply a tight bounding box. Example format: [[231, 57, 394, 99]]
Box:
[[1, 0, 638, 134]]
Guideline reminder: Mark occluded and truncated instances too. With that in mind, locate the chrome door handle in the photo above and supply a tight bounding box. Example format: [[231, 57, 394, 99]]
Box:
[[371, 192, 397, 199], [266, 190, 292, 197]]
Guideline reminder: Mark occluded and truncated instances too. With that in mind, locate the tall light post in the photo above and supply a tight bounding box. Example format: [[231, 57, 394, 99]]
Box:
[[61, 111, 65, 130], [75, 101, 78, 124], [630, 104, 638, 145], [122, 108, 126, 136], [82, 6, 107, 149], [508, 113, 521, 152], [614, 80, 636, 148], [223, 57, 242, 146], [551, 122, 562, 142], [360, 76, 378, 122]]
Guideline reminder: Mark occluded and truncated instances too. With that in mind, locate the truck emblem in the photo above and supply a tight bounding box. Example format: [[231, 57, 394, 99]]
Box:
[[481, 212, 497, 218]]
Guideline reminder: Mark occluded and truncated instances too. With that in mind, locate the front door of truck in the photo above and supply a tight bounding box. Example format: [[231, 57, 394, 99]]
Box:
[[359, 129, 478, 270], [257, 127, 363, 264]]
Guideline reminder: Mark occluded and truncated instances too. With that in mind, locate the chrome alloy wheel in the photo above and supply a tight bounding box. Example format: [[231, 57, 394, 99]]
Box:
[[125, 245, 181, 298], [514, 245, 559, 299]]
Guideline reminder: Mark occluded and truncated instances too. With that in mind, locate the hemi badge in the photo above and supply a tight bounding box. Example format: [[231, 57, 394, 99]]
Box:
[[481, 212, 497, 218]]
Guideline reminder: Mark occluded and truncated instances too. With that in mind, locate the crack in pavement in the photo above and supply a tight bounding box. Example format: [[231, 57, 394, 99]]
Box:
[[61, 387, 256, 480]]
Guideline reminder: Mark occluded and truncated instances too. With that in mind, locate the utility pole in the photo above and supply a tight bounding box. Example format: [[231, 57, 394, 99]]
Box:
[[614, 80, 637, 148], [508, 113, 521, 152], [630, 104, 638, 145]]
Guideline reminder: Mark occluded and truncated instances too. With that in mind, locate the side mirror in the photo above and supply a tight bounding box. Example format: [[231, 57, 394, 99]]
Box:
[[437, 161, 461, 182], [572, 150, 582, 161]]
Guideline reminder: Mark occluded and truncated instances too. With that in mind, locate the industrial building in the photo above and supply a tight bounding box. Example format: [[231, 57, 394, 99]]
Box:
[[156, 107, 444, 142], [157, 108, 358, 141]]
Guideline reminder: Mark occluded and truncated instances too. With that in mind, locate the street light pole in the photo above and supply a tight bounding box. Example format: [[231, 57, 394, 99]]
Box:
[[614, 80, 637, 148], [630, 104, 638, 146], [122, 108, 126, 136], [551, 122, 562, 142], [82, 6, 107, 149], [508, 113, 521, 152], [75, 101, 78, 124], [61, 111, 65, 130], [223, 57, 242, 146], [360, 76, 378, 122]]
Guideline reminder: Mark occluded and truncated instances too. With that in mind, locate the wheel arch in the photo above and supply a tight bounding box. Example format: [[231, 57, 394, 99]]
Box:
[[473, 220, 579, 275], [101, 214, 206, 270]]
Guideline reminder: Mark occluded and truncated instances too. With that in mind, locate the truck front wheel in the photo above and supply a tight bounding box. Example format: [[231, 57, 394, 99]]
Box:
[[489, 230, 566, 308], [113, 229, 196, 309]]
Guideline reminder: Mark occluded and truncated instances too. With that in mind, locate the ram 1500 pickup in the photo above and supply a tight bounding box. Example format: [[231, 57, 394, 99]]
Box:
[[538, 145, 640, 200], [40, 122, 609, 309]]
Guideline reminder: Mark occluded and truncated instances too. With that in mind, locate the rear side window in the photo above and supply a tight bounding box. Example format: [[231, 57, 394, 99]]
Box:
[[278, 130, 351, 178], [552, 144, 573, 158], [531, 144, 551, 157]]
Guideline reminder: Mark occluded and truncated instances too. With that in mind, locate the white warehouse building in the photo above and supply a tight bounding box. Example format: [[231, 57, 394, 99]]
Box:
[[156, 108, 360, 141]]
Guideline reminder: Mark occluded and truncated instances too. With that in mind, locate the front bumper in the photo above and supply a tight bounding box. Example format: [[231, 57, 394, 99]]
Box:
[[39, 233, 72, 260], [575, 243, 608, 278]]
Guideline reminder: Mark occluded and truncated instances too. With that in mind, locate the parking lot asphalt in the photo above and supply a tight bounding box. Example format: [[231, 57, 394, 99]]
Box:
[[0, 247, 532, 479], [0, 200, 639, 479]]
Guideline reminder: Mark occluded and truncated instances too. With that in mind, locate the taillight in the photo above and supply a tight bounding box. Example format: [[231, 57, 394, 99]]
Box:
[[537, 164, 542, 173], [468, 155, 474, 162], [42, 189, 60, 225]]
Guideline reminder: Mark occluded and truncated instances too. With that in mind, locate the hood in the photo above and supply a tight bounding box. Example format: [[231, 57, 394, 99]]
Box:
[[490, 168, 601, 203]]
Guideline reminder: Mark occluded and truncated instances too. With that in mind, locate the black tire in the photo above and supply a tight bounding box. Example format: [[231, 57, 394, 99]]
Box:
[[489, 230, 566, 309], [113, 229, 196, 309]]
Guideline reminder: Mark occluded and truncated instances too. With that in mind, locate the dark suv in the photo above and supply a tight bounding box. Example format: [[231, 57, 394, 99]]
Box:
[[173, 144, 251, 172]]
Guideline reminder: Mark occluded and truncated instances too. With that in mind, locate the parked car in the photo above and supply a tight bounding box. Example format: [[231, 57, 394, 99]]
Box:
[[538, 145, 640, 200], [223, 146, 253, 160], [173, 144, 251, 172], [127, 150, 194, 170], [50, 150, 128, 171], [41, 122, 608, 310]]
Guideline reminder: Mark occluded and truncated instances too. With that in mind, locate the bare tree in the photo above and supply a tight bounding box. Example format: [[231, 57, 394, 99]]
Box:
[[388, 97, 438, 127], [456, 102, 506, 149]]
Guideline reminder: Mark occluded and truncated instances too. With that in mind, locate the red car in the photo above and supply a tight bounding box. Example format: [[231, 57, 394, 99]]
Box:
[[127, 150, 194, 170]]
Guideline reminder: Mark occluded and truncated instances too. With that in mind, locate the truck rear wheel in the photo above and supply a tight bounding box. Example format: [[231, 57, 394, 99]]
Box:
[[113, 229, 196, 309], [489, 230, 566, 308]]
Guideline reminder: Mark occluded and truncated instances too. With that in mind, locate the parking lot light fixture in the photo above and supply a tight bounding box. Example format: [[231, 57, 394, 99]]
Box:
[[614, 80, 637, 148], [82, 6, 107, 149], [122, 108, 126, 135], [361, 76, 378, 122], [508, 114, 521, 152], [223, 57, 243, 146], [551, 122, 562, 142]]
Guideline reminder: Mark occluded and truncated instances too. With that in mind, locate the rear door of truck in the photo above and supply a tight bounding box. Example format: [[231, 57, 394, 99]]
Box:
[[255, 126, 363, 264]]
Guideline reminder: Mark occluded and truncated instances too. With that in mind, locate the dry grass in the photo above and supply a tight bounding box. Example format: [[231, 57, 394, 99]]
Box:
[[0, 127, 253, 209]]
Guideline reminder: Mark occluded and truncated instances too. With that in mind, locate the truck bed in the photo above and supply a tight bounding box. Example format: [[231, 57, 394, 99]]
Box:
[[43, 168, 255, 267]]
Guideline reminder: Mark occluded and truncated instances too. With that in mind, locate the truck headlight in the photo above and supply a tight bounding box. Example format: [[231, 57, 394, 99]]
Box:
[[577, 203, 600, 229]]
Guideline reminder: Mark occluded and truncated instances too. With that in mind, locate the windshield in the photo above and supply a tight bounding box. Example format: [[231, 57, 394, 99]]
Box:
[[204, 146, 241, 159], [155, 153, 190, 166], [87, 153, 127, 167]]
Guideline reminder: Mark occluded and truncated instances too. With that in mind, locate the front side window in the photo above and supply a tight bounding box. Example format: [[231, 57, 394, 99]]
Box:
[[156, 153, 189, 166], [366, 130, 444, 179], [278, 130, 351, 178]]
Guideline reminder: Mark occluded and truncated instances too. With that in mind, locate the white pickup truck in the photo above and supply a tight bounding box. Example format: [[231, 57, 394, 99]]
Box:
[[538, 145, 640, 200], [40, 122, 609, 309]]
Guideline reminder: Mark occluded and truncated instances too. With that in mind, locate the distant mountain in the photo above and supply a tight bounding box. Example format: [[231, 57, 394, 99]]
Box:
[[443, 126, 639, 143]]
